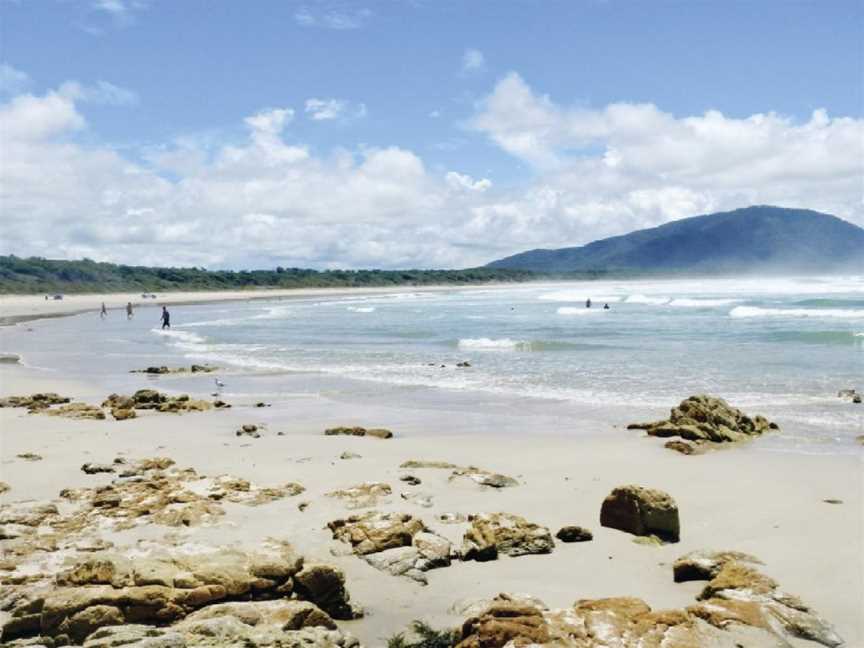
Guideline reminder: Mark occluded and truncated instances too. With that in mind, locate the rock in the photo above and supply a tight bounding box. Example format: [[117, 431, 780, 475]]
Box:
[[236, 424, 261, 438], [0, 481, 9, 494], [254, 402, 270, 408], [399, 460, 459, 469], [102, 391, 222, 415], [599, 484, 680, 542], [857, 435, 864, 445], [461, 512, 554, 561], [399, 474, 421, 485], [854, 394, 862, 404], [400, 491, 434, 508], [339, 452, 361, 460], [324, 426, 393, 439], [81, 463, 116, 475], [630, 395, 778, 449], [111, 408, 136, 421], [664, 439, 699, 455], [673, 550, 763, 582], [42, 403, 106, 420], [0, 353, 21, 364], [325, 483, 391, 509], [130, 365, 217, 375], [292, 564, 358, 620], [456, 361, 471, 367], [359, 531, 452, 584], [823, 498, 843, 504], [555, 525, 592, 543], [327, 511, 426, 555], [16, 453, 43, 462], [0, 393, 71, 410]]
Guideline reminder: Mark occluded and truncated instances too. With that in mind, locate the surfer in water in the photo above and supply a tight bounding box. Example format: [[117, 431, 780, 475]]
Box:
[[585, 298, 592, 308], [604, 303, 610, 310]]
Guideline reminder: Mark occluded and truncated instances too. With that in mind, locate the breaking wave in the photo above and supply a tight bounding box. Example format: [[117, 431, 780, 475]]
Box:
[[730, 306, 864, 319]]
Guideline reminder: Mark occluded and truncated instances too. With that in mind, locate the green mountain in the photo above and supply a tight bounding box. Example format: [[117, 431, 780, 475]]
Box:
[[486, 206, 864, 273]]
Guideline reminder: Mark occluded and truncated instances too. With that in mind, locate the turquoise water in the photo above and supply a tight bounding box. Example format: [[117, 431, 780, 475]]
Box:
[[4, 276, 863, 452]]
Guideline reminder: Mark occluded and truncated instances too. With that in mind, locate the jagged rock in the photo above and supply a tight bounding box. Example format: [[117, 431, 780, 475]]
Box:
[[664, 439, 699, 455], [399, 475, 421, 485], [324, 426, 393, 439], [0, 481, 9, 494], [555, 526, 592, 543], [325, 483, 391, 509], [42, 403, 106, 420], [399, 460, 459, 469], [292, 564, 358, 620], [130, 365, 218, 375], [0, 393, 71, 410], [673, 550, 763, 582], [327, 511, 426, 555], [628, 395, 778, 449], [359, 530, 452, 584], [600, 485, 680, 542], [461, 513, 554, 561], [399, 461, 517, 488], [110, 408, 136, 421], [400, 491, 434, 508], [338, 452, 361, 460], [102, 391, 220, 415], [16, 453, 43, 462]]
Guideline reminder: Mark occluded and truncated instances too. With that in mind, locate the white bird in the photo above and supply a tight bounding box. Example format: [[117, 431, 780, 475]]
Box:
[[214, 378, 226, 389]]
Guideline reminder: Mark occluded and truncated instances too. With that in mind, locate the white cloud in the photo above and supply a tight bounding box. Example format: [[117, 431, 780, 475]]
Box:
[[462, 48, 485, 73], [304, 98, 365, 121], [0, 71, 862, 270], [0, 63, 30, 95], [446, 171, 492, 192], [294, 6, 371, 30], [59, 80, 138, 106]]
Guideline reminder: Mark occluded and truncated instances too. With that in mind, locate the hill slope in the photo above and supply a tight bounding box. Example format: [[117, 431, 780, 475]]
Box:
[[486, 206, 864, 273]]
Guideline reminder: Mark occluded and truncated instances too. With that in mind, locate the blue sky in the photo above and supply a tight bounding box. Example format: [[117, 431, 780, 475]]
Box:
[[1, 1, 862, 268]]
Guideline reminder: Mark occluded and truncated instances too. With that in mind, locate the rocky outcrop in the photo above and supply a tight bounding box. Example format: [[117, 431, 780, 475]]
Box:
[[326, 512, 451, 584], [673, 549, 763, 582], [325, 483, 391, 509], [461, 513, 554, 561], [628, 395, 778, 452], [599, 485, 680, 542], [451, 565, 844, 648], [102, 391, 228, 415], [324, 426, 393, 439], [1, 542, 360, 645], [130, 365, 217, 375], [0, 393, 71, 410]]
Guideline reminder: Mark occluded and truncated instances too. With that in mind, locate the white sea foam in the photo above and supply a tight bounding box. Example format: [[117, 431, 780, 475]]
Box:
[[151, 328, 208, 352], [730, 306, 864, 319], [668, 298, 740, 307], [625, 294, 670, 305], [347, 306, 376, 313], [458, 337, 524, 350], [557, 307, 606, 315]]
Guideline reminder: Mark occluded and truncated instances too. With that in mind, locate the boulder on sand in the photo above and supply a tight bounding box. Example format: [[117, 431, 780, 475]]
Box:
[[324, 426, 393, 439], [461, 512, 554, 561], [555, 525, 593, 543], [600, 485, 680, 542]]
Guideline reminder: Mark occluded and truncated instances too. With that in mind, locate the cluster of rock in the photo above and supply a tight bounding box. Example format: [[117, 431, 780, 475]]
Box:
[[44, 403, 107, 420], [102, 390, 231, 418], [0, 393, 71, 410], [1, 541, 361, 646], [130, 365, 218, 375], [324, 426, 393, 439], [450, 550, 843, 648], [325, 483, 392, 510], [327, 509, 565, 584], [628, 394, 778, 454], [399, 460, 519, 489]]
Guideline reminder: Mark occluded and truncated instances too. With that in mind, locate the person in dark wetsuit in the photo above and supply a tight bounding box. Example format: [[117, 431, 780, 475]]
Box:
[[161, 306, 171, 329], [585, 298, 592, 308], [603, 303, 610, 310]]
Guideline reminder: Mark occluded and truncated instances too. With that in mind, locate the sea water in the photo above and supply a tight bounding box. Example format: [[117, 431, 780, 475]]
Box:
[[4, 276, 862, 453]]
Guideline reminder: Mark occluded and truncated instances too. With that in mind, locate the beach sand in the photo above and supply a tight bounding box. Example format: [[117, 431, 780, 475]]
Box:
[[0, 294, 861, 647]]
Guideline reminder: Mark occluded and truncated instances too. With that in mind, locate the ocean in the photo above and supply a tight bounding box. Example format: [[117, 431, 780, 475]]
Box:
[[4, 276, 862, 453]]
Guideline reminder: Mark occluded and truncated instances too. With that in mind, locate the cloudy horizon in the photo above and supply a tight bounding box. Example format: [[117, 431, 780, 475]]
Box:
[[1, 1, 862, 270]]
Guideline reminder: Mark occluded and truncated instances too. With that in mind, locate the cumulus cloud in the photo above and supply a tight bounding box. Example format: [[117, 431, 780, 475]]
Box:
[[59, 80, 138, 106], [0, 71, 862, 270], [304, 98, 366, 121], [294, 6, 371, 30], [462, 48, 485, 73]]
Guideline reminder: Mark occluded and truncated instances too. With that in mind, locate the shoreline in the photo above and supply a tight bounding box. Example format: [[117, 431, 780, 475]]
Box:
[[0, 299, 861, 647]]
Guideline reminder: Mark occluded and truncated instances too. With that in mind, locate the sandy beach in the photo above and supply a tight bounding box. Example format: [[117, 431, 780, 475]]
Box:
[[0, 290, 861, 648]]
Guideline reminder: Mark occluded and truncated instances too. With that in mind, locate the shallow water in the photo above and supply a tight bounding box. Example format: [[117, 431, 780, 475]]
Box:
[[3, 276, 862, 453]]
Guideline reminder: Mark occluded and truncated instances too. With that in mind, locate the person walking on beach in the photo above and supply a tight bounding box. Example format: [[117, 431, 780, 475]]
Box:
[[161, 306, 171, 329], [100, 302, 107, 319], [126, 302, 134, 320]]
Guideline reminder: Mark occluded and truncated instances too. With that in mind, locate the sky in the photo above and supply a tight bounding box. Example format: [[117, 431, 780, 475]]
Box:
[[1, 0, 862, 270]]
